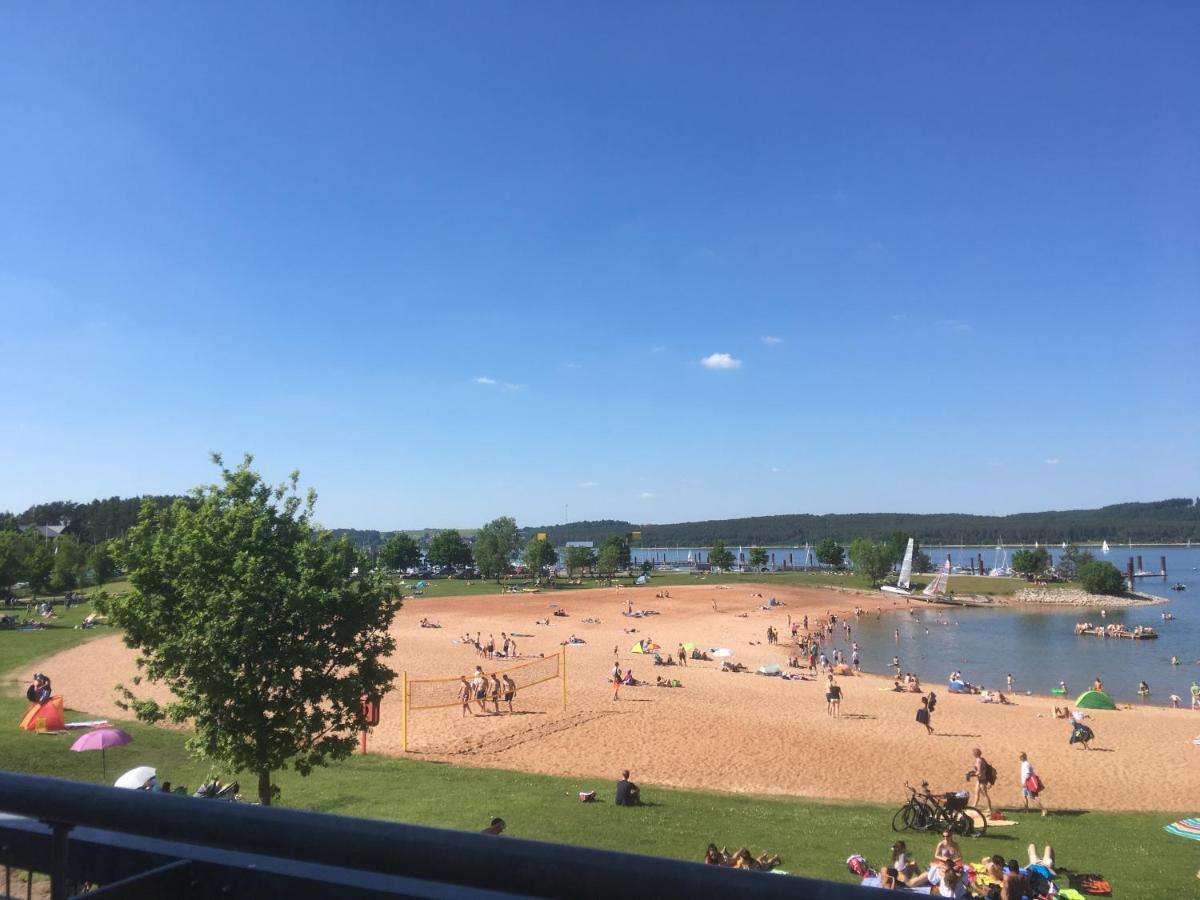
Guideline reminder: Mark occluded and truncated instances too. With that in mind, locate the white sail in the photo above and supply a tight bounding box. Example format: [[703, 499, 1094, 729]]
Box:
[[922, 558, 950, 598], [1102, 540, 1110, 555], [897, 538, 914, 590], [1062, 541, 1067, 549]]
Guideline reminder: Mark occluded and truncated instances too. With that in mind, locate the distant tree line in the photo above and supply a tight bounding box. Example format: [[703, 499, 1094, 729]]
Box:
[[528, 499, 1200, 546], [6, 497, 1198, 557]]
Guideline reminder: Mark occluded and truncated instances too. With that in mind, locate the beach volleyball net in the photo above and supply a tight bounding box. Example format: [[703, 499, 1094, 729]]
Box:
[[400, 649, 567, 750]]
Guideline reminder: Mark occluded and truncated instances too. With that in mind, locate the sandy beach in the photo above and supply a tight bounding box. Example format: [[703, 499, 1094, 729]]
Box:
[[26, 583, 1199, 812]]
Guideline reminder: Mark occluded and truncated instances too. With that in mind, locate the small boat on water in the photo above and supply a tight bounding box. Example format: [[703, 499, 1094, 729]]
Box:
[[1074, 622, 1158, 640], [881, 539, 916, 598], [1170, 583, 1186, 591], [1101, 540, 1111, 555]]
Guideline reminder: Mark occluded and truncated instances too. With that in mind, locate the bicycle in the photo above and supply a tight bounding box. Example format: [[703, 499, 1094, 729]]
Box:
[[893, 782, 987, 837]]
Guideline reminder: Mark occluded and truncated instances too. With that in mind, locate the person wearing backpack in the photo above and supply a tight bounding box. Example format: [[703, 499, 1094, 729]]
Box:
[[970, 748, 995, 817]]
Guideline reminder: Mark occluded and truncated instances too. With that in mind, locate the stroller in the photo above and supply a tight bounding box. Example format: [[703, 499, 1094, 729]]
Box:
[[193, 780, 241, 801], [1069, 721, 1094, 749]]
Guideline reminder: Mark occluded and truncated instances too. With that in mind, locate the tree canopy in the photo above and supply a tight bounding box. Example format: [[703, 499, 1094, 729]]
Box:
[[1077, 560, 1127, 595], [564, 545, 596, 576], [814, 538, 845, 568], [748, 546, 768, 568], [426, 529, 473, 569], [378, 533, 421, 571], [522, 536, 557, 578], [708, 540, 734, 571], [107, 454, 400, 805], [1011, 547, 1050, 580], [473, 517, 520, 580], [848, 538, 895, 586]]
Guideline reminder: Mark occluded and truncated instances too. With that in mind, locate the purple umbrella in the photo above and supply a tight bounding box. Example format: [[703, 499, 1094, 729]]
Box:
[[70, 728, 132, 778]]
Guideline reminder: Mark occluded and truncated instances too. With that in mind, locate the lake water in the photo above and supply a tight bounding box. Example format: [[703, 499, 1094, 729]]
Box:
[[633, 544, 1200, 706]]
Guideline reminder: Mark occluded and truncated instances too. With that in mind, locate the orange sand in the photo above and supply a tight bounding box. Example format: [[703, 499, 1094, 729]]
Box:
[[26, 583, 1198, 811]]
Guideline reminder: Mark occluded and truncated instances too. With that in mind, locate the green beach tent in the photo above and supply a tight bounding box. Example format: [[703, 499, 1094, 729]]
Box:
[[1074, 690, 1117, 710]]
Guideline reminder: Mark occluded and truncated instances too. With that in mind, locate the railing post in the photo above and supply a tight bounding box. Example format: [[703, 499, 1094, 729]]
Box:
[[44, 820, 72, 900]]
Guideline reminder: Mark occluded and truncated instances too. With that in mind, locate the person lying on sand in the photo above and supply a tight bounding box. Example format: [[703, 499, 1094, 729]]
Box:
[[720, 661, 747, 673]]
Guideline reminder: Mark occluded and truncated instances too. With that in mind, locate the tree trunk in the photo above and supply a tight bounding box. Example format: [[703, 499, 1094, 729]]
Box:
[[258, 768, 272, 806]]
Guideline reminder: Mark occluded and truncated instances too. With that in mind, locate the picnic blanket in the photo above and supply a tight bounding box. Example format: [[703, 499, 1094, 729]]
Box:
[[1164, 817, 1200, 840]]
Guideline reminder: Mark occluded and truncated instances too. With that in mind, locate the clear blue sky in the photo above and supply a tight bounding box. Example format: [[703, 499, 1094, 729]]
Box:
[[2, 4, 1197, 529]]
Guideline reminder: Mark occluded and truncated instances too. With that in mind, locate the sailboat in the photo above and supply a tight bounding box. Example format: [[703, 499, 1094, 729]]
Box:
[[989, 541, 1011, 577], [881, 539, 915, 597], [922, 558, 952, 602], [1102, 540, 1110, 555], [1062, 541, 1067, 550]]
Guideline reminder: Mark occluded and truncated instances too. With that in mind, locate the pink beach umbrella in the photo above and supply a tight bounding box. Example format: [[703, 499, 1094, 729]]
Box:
[[69, 728, 133, 778]]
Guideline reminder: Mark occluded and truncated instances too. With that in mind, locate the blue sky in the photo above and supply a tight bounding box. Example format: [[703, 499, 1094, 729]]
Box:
[[2, 4, 1197, 529]]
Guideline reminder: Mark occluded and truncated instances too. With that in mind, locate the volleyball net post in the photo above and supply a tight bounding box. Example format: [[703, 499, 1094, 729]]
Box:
[[400, 649, 567, 752]]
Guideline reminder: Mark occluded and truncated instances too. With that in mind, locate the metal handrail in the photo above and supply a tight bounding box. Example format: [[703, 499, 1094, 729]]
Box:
[[0, 771, 877, 898]]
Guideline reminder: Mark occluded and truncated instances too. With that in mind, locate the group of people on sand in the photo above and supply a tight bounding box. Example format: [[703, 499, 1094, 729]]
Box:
[[610, 662, 642, 698], [464, 631, 519, 659], [459, 666, 517, 716]]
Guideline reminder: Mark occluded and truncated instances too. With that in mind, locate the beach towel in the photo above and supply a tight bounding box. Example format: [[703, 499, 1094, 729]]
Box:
[[710, 648, 732, 658], [1164, 817, 1200, 840], [1072, 874, 1112, 895], [757, 664, 782, 676]]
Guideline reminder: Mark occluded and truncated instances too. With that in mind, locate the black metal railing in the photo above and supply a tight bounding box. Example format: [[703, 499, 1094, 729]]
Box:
[[0, 772, 876, 899]]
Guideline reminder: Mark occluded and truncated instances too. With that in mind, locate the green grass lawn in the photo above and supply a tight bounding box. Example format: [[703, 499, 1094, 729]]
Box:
[[2, 592, 1193, 896]]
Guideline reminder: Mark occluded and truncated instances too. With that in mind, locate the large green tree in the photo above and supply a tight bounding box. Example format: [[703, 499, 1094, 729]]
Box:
[[1012, 547, 1051, 580], [522, 537, 557, 578], [379, 533, 421, 572], [107, 454, 400, 805], [1077, 560, 1126, 595], [748, 546, 768, 569], [598, 535, 631, 572], [708, 540, 735, 571], [88, 540, 120, 586], [848, 538, 895, 586], [473, 517, 521, 580], [0, 530, 30, 590], [50, 534, 88, 592], [1057, 544, 1094, 580], [25, 539, 54, 599], [814, 538, 845, 569], [564, 545, 596, 576], [426, 529, 473, 569]]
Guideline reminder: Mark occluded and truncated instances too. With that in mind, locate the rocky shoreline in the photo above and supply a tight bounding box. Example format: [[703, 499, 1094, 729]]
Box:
[[1007, 587, 1167, 607]]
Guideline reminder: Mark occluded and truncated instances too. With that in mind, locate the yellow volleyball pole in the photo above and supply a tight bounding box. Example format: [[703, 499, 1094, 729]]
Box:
[[560, 645, 567, 710], [401, 671, 408, 753]]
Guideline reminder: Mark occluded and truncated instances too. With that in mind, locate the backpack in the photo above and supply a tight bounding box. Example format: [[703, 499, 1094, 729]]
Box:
[[983, 761, 997, 786]]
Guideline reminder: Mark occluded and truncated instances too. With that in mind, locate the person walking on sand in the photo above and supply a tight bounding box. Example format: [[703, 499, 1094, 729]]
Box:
[[471, 668, 489, 714], [826, 676, 843, 718], [490, 673, 503, 714], [502, 673, 516, 713], [678, 644, 687, 666], [916, 696, 933, 734], [1006, 673, 1014, 692], [1019, 752, 1047, 816], [459, 677, 474, 717], [611, 662, 622, 701], [971, 748, 995, 816]]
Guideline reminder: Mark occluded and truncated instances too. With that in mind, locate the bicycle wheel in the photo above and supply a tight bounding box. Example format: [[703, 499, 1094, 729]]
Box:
[[911, 801, 935, 832], [948, 809, 974, 837], [963, 806, 988, 837], [891, 804, 913, 832]]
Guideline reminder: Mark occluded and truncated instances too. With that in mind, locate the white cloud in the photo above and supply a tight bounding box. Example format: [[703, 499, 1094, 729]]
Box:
[[474, 376, 497, 385], [564, 362, 582, 370], [579, 480, 598, 488], [762, 336, 782, 345], [639, 491, 657, 499], [651, 345, 666, 354], [700, 352, 742, 370], [770, 466, 781, 473], [1044, 457, 1060, 465]]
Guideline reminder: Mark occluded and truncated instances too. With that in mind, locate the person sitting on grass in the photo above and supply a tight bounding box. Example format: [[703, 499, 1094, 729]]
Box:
[[703, 844, 724, 865], [615, 770, 641, 806], [481, 817, 506, 835]]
